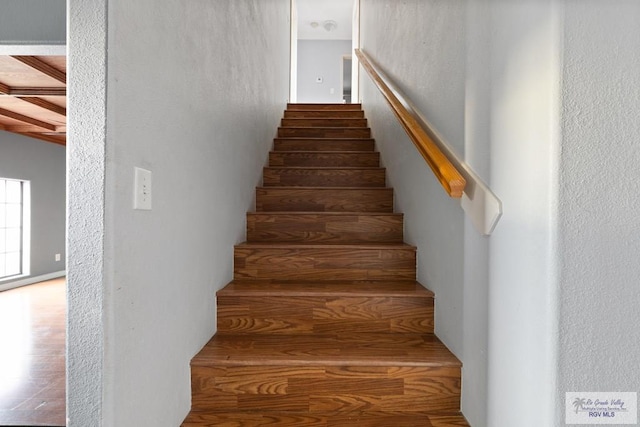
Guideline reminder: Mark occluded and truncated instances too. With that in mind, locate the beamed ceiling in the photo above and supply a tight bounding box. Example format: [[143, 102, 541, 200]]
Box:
[[0, 55, 66, 146]]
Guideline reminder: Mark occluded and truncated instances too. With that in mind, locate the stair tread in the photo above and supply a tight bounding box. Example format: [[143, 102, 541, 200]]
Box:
[[182, 411, 469, 426], [257, 186, 391, 190], [266, 166, 383, 169], [274, 137, 375, 141], [247, 211, 402, 216], [287, 103, 362, 108], [271, 150, 376, 154], [279, 126, 371, 130], [282, 118, 367, 121], [235, 242, 416, 250], [218, 280, 434, 298], [192, 333, 461, 367]]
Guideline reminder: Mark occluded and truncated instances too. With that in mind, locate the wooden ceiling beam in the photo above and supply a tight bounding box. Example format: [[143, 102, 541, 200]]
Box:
[[11, 56, 66, 84], [17, 97, 66, 117], [0, 87, 66, 96], [4, 125, 65, 133], [0, 107, 57, 131]]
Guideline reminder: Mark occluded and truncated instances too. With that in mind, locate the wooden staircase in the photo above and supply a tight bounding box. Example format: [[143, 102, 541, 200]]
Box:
[[182, 104, 469, 426]]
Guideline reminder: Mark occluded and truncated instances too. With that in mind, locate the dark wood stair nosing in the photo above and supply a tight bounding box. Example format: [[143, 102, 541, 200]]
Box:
[[270, 150, 378, 154], [191, 333, 462, 368], [287, 103, 362, 109], [256, 186, 391, 190], [264, 167, 385, 172], [217, 280, 434, 298], [246, 211, 403, 216], [274, 138, 375, 141], [279, 126, 371, 131], [235, 242, 416, 250]]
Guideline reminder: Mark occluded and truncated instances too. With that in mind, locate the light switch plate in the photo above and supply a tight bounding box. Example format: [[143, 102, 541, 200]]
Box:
[[134, 167, 152, 210]]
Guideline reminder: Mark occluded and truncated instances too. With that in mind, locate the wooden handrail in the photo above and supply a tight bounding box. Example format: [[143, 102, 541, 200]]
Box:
[[355, 49, 466, 198]]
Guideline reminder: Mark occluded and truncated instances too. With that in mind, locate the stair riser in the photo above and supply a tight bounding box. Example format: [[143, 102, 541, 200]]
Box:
[[247, 213, 403, 244], [274, 139, 375, 152], [256, 188, 393, 213], [191, 365, 461, 414], [217, 295, 434, 334], [284, 110, 365, 119], [269, 152, 380, 167], [281, 118, 368, 128], [278, 128, 371, 138], [263, 168, 386, 187], [287, 103, 362, 111], [234, 247, 416, 281]]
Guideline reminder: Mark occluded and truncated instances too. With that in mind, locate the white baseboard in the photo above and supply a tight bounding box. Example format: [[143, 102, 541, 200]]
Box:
[[0, 270, 66, 292]]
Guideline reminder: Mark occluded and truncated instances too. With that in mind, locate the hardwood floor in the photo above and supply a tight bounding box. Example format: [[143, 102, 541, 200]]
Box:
[[0, 277, 66, 426]]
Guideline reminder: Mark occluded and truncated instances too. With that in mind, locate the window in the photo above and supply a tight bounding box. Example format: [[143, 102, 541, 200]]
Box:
[[0, 178, 28, 280]]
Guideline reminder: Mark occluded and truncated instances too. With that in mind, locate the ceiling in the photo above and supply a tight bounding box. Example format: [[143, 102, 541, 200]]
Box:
[[0, 2, 351, 149], [297, 0, 354, 41], [0, 55, 66, 146]]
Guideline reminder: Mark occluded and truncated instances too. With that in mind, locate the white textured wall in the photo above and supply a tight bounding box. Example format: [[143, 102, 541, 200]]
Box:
[[558, 1, 640, 423], [67, 0, 108, 424], [360, 1, 560, 426], [297, 40, 352, 103], [68, 0, 291, 425]]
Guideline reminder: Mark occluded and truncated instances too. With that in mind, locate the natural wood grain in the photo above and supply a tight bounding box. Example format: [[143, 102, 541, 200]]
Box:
[[278, 127, 371, 139], [355, 49, 465, 198], [282, 118, 368, 128], [269, 151, 380, 167], [218, 280, 434, 298], [183, 104, 466, 424], [247, 212, 403, 243], [0, 278, 66, 426], [0, 106, 57, 130], [274, 138, 375, 152], [287, 103, 362, 111], [285, 110, 365, 118], [11, 56, 66, 84], [263, 167, 386, 188], [218, 293, 433, 334], [182, 411, 470, 426], [17, 96, 66, 116], [193, 333, 460, 367], [0, 55, 66, 146], [234, 243, 416, 281], [190, 335, 461, 413], [256, 187, 393, 213], [429, 414, 471, 426], [182, 412, 464, 426], [3, 87, 66, 97], [0, 56, 65, 88]]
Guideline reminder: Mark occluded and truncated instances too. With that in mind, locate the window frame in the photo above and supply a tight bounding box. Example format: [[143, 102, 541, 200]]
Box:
[[0, 178, 30, 281]]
